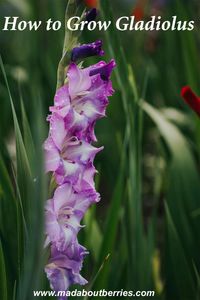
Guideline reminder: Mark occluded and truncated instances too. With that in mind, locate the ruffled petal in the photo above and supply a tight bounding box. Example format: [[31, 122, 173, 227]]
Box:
[[50, 114, 66, 150], [53, 183, 74, 211], [54, 84, 70, 107], [45, 243, 88, 292], [44, 137, 60, 172], [65, 140, 103, 164], [68, 63, 91, 99]]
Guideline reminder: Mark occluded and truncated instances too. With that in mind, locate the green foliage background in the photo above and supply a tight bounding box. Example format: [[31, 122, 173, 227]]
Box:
[[0, 0, 200, 299]]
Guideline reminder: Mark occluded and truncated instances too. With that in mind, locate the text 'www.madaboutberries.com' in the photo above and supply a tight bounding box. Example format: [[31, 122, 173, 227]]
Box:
[[33, 289, 155, 297]]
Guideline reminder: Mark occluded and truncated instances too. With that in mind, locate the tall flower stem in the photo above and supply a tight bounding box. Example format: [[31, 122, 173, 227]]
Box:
[[57, 1, 86, 89], [44, 3, 116, 297]]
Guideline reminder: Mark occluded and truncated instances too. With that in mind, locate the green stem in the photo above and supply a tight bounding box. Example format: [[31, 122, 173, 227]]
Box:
[[56, 1, 86, 90]]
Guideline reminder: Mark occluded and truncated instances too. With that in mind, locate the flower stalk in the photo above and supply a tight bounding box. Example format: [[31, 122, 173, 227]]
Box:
[[44, 6, 116, 298]]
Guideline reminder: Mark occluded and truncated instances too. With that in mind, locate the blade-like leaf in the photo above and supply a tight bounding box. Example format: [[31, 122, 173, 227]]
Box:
[[0, 239, 7, 300]]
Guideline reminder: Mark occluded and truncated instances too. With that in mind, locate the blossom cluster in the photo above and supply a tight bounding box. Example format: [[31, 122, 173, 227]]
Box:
[[43, 39, 115, 298]]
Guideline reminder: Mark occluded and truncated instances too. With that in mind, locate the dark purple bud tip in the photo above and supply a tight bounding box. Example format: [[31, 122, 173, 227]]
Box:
[[89, 59, 116, 81], [71, 40, 104, 62], [85, 8, 98, 22]]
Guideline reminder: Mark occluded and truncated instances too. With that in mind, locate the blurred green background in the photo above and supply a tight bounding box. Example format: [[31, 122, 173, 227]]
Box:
[[0, 0, 200, 299]]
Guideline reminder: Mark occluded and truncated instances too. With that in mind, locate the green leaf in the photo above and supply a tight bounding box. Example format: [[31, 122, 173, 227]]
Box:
[[0, 151, 20, 298], [0, 239, 7, 300], [0, 57, 32, 219], [84, 207, 102, 261], [16, 97, 47, 300], [93, 137, 127, 289], [143, 101, 200, 299], [20, 95, 35, 162], [165, 203, 196, 299]]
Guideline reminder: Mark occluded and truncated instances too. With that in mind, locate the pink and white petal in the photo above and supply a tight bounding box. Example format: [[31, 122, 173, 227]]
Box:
[[71, 82, 109, 122], [68, 63, 91, 99], [45, 211, 62, 243], [54, 160, 81, 185], [50, 114, 66, 150], [79, 99, 106, 120], [72, 110, 88, 128], [73, 163, 97, 192], [53, 183, 73, 212], [64, 109, 87, 136], [62, 160, 80, 177], [74, 198, 92, 214], [67, 214, 82, 231], [44, 138, 60, 173], [59, 227, 76, 251], [50, 105, 70, 119], [54, 84, 70, 107], [67, 141, 103, 164], [73, 274, 88, 286], [85, 122, 97, 142]]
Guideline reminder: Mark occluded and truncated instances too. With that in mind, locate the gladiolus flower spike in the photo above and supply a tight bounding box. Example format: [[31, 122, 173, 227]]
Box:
[[44, 39, 116, 298], [181, 86, 200, 117]]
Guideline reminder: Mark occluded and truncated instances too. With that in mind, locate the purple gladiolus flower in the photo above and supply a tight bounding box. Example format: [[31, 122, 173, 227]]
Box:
[[71, 40, 104, 62], [46, 62, 115, 146], [45, 243, 88, 299], [85, 8, 98, 22], [45, 183, 99, 251], [44, 133, 101, 185], [44, 38, 115, 296]]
